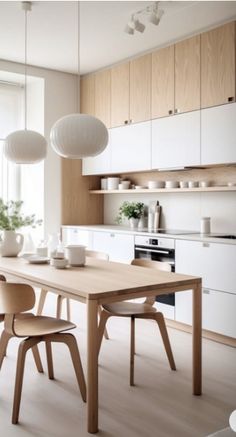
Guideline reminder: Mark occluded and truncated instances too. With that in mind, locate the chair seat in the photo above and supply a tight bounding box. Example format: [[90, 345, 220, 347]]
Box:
[[14, 315, 76, 337], [103, 302, 157, 317]]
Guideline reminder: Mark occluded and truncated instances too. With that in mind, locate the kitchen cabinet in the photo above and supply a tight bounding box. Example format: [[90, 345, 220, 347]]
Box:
[[151, 111, 200, 169], [95, 69, 111, 128], [82, 130, 111, 175], [201, 22, 236, 108], [152, 46, 174, 118], [111, 121, 151, 173], [61, 227, 93, 249], [111, 62, 130, 128], [92, 231, 134, 263], [80, 74, 95, 116], [201, 103, 236, 165], [175, 35, 200, 113], [130, 54, 151, 123]]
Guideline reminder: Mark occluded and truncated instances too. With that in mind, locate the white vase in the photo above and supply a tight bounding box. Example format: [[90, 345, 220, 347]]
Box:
[[129, 218, 139, 228], [0, 230, 24, 257]]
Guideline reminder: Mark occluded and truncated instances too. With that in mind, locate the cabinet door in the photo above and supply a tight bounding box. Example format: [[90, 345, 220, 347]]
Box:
[[61, 228, 93, 249], [111, 121, 151, 173], [111, 62, 130, 128], [95, 69, 111, 128], [82, 130, 111, 175], [201, 103, 236, 165], [92, 231, 110, 256], [151, 111, 200, 169], [175, 35, 200, 113], [130, 54, 151, 123], [108, 233, 134, 263], [152, 46, 174, 118], [80, 75, 95, 116], [201, 22, 235, 108]]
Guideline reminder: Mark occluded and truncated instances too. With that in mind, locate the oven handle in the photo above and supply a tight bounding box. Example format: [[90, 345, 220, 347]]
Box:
[[135, 247, 171, 255]]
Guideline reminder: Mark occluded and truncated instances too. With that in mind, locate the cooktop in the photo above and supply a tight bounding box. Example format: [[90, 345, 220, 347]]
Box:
[[137, 228, 200, 235]]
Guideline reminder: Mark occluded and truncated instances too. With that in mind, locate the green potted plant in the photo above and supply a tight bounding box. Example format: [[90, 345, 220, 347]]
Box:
[[0, 199, 42, 257], [116, 201, 144, 228]]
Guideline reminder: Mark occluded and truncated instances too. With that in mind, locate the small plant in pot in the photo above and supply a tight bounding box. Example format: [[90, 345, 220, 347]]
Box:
[[0, 199, 42, 257], [116, 201, 144, 228]]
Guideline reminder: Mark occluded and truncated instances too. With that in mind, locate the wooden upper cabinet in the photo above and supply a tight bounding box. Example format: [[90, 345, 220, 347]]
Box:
[[95, 69, 111, 128], [80, 75, 95, 116], [152, 46, 174, 118], [111, 62, 130, 128], [175, 35, 200, 113], [201, 22, 236, 108], [130, 54, 151, 123]]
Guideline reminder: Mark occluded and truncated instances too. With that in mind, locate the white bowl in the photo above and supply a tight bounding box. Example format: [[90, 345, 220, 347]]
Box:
[[135, 185, 146, 189], [50, 257, 68, 269], [120, 180, 130, 189], [148, 181, 164, 189], [199, 181, 210, 188], [165, 181, 179, 189], [179, 181, 188, 188], [107, 177, 120, 190], [188, 181, 198, 188]]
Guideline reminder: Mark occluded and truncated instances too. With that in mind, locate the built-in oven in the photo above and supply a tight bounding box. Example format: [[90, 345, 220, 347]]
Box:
[[134, 236, 175, 314]]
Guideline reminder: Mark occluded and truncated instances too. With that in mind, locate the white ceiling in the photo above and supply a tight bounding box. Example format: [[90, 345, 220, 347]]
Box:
[[0, 1, 236, 75]]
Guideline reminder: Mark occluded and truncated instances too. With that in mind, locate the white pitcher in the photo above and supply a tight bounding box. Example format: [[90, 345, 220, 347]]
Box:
[[0, 230, 24, 257]]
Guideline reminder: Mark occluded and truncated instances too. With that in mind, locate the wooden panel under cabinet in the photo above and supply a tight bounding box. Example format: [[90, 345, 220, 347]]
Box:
[[80, 75, 95, 116], [130, 54, 151, 123], [95, 69, 111, 128], [152, 46, 174, 118], [175, 35, 200, 113], [201, 21, 236, 108], [111, 62, 130, 127]]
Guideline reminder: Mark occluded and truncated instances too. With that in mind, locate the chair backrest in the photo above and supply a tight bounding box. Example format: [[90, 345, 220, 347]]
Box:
[[131, 258, 171, 272], [0, 283, 35, 315], [86, 250, 109, 261]]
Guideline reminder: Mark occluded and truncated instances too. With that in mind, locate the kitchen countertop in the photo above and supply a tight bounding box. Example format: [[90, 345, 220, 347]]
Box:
[[61, 225, 236, 245]]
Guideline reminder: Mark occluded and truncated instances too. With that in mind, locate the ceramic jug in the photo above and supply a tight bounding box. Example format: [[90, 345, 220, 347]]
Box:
[[0, 230, 24, 257]]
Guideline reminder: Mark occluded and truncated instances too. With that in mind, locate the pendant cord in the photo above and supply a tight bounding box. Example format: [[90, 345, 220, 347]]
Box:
[[77, 0, 80, 113], [24, 6, 28, 130]]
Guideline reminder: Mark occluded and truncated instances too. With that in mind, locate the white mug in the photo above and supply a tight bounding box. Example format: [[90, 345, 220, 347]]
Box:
[[65, 245, 86, 266]]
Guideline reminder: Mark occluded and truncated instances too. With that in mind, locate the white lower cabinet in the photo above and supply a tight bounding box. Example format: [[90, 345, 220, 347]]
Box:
[[92, 231, 134, 263], [151, 111, 201, 169], [175, 239, 236, 337], [61, 227, 93, 248]]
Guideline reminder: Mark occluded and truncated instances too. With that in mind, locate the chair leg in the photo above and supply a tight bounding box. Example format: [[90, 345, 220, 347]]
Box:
[[56, 295, 63, 319], [31, 345, 44, 373], [130, 316, 135, 386], [43, 333, 86, 402], [98, 305, 109, 340], [12, 337, 41, 424], [37, 289, 48, 316], [97, 310, 111, 355], [45, 341, 54, 379], [0, 330, 12, 369], [66, 298, 71, 322], [154, 313, 176, 371]]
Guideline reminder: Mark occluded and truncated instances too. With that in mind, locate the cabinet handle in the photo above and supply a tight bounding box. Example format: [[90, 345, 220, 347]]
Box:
[[228, 96, 234, 102], [203, 289, 210, 294], [73, 229, 78, 233], [129, 119, 133, 124], [110, 233, 115, 237], [202, 243, 210, 248], [124, 120, 129, 125], [168, 110, 173, 115]]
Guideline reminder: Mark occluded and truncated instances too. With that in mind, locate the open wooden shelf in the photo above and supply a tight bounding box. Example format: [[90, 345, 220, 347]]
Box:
[[90, 186, 236, 194]]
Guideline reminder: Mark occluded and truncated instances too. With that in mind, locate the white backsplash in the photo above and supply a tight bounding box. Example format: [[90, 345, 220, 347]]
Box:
[[104, 191, 236, 233]]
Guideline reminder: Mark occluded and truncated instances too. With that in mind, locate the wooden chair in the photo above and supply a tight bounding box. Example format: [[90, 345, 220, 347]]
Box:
[[37, 249, 109, 339], [0, 282, 86, 424], [97, 258, 176, 386]]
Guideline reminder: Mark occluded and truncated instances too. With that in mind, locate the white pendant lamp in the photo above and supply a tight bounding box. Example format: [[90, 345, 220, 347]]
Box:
[[4, 2, 47, 164], [50, 2, 108, 159]]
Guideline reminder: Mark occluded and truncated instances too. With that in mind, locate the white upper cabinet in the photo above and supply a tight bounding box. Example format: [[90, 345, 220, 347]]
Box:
[[151, 111, 201, 169], [111, 121, 151, 173], [201, 103, 236, 165], [82, 131, 112, 175]]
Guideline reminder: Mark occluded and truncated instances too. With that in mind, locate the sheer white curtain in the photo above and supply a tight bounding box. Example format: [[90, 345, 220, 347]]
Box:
[[0, 82, 44, 245]]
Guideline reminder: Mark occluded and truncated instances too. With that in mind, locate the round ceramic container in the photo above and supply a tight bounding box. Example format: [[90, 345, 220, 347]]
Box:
[[165, 181, 179, 188], [188, 181, 199, 188], [148, 181, 165, 189], [50, 257, 68, 269]]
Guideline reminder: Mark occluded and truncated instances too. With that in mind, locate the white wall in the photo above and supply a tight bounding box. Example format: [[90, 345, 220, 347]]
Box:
[[0, 59, 77, 237], [104, 191, 236, 234]]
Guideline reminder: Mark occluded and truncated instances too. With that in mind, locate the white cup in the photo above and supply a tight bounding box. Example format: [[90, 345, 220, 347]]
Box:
[[188, 181, 198, 188], [179, 181, 188, 188], [65, 245, 86, 266], [107, 177, 120, 190], [199, 181, 210, 188], [101, 178, 107, 190]]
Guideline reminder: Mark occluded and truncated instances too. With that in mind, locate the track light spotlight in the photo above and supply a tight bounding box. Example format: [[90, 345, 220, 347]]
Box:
[[124, 2, 164, 35], [149, 8, 164, 26], [124, 23, 135, 35], [134, 19, 145, 33]]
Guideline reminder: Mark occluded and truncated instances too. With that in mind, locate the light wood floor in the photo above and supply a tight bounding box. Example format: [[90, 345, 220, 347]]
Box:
[[0, 291, 235, 437]]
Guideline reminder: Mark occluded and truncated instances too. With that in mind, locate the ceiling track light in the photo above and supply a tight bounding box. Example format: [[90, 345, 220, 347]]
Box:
[[124, 1, 164, 36]]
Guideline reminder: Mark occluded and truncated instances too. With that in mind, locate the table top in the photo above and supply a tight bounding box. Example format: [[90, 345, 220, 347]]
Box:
[[0, 257, 201, 301]]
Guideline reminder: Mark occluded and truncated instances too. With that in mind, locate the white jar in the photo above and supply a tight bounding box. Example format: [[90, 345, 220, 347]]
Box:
[[65, 245, 86, 266], [101, 178, 107, 190], [107, 177, 120, 190], [200, 217, 211, 234]]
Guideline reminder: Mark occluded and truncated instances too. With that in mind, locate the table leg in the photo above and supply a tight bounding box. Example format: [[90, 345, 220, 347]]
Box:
[[87, 299, 99, 433], [192, 281, 202, 395]]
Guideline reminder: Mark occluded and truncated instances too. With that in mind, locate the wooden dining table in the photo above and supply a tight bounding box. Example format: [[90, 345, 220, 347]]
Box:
[[0, 256, 202, 433]]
